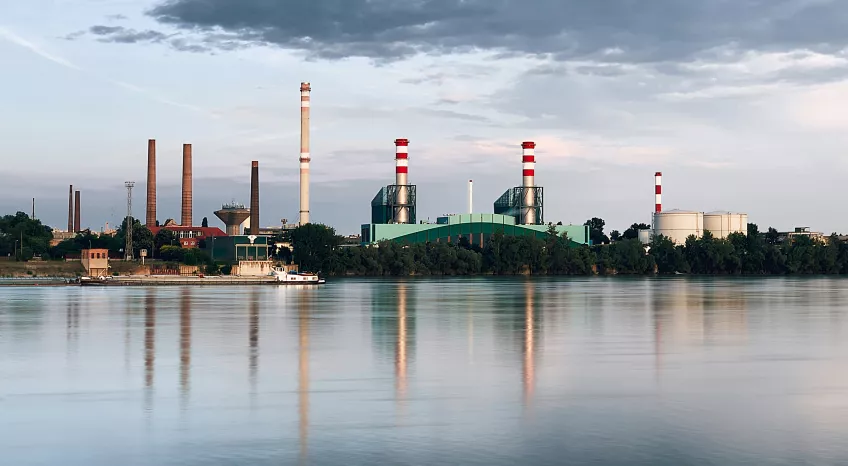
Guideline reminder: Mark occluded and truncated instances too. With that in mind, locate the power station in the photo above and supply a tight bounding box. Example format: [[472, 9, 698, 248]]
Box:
[[361, 139, 589, 246]]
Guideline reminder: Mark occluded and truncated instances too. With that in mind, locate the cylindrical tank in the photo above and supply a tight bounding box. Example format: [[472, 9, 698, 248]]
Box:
[[637, 229, 652, 245], [703, 212, 748, 239], [653, 210, 703, 244]]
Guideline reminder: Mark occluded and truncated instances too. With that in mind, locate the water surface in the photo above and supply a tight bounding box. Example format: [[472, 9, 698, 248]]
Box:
[[3, 277, 848, 465]]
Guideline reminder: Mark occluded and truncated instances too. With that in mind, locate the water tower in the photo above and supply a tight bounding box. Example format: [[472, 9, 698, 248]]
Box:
[[214, 202, 250, 236]]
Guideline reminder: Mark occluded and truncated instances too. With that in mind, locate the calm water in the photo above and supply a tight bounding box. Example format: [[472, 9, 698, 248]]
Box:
[[3, 277, 848, 465]]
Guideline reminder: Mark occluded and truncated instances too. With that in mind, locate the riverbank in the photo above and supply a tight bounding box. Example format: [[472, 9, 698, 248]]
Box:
[[0, 261, 143, 278]]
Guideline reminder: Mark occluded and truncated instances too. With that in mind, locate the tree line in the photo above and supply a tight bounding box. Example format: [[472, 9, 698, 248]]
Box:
[[289, 222, 848, 276]]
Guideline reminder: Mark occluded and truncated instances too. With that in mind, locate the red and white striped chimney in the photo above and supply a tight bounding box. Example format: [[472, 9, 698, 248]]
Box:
[[655, 172, 662, 213], [395, 138, 409, 224], [522, 141, 536, 224]]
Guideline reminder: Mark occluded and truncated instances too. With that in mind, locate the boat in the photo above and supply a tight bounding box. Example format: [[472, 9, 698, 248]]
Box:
[[269, 267, 325, 284], [79, 275, 113, 286]]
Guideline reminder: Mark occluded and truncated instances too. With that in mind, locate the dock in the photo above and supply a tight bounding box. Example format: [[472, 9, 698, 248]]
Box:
[[82, 276, 280, 286]]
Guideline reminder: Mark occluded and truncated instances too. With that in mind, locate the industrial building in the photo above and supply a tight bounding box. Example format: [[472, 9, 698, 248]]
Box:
[[361, 139, 590, 246], [204, 235, 270, 262], [647, 172, 749, 244]]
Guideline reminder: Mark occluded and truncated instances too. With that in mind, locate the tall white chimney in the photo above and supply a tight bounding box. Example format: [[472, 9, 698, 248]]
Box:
[[468, 179, 473, 214], [299, 82, 311, 225]]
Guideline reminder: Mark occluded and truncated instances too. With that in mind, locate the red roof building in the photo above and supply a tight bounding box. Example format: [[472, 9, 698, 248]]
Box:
[[149, 226, 227, 241]]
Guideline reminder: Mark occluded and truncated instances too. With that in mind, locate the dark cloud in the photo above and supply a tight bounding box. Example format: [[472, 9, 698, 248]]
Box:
[[89, 25, 168, 44], [142, 0, 848, 61]]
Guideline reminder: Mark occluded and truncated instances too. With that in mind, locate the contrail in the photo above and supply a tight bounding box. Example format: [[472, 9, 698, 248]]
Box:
[[0, 27, 83, 71], [0, 26, 208, 115]]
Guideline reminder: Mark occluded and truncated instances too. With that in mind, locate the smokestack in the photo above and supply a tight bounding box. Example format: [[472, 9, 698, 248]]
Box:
[[250, 161, 259, 235], [74, 191, 81, 232], [655, 172, 662, 213], [31, 198, 35, 220], [299, 82, 311, 225], [395, 138, 409, 224], [68, 185, 73, 231], [181, 143, 192, 226], [146, 139, 156, 228], [468, 180, 473, 214], [522, 141, 536, 225]]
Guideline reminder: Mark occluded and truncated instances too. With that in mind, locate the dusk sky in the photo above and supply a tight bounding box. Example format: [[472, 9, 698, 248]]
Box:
[[3, 0, 848, 235]]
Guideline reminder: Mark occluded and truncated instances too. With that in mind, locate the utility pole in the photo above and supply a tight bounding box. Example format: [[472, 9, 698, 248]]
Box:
[[125, 182, 135, 261]]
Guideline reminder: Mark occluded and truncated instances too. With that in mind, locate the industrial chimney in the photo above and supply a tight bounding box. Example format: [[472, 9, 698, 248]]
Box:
[[299, 82, 311, 225], [395, 138, 409, 224], [74, 190, 81, 232], [146, 139, 156, 228], [522, 141, 536, 225], [250, 161, 259, 235], [67, 184, 74, 232], [468, 180, 473, 214], [181, 143, 192, 226], [655, 172, 662, 213]]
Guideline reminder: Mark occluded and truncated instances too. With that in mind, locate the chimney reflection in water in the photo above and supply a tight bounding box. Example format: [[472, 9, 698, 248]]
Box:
[[249, 290, 259, 392], [66, 299, 79, 354], [180, 289, 192, 405], [522, 281, 536, 407], [396, 283, 409, 410], [144, 289, 156, 410], [298, 289, 310, 464]]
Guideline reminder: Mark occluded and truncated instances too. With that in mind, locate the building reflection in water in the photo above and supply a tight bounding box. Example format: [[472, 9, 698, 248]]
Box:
[[249, 289, 259, 394], [144, 289, 156, 411], [650, 280, 749, 381], [522, 281, 537, 408], [297, 286, 311, 465], [180, 288, 192, 406]]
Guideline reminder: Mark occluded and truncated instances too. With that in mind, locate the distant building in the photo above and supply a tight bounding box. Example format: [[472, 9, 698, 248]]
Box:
[[204, 235, 270, 262], [150, 225, 227, 241], [784, 227, 824, 243], [81, 248, 109, 276], [50, 230, 76, 247], [178, 237, 199, 248]]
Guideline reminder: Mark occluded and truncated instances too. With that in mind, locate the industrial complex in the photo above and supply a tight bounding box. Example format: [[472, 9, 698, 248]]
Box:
[[53, 79, 756, 270], [361, 138, 589, 246], [647, 172, 749, 244]]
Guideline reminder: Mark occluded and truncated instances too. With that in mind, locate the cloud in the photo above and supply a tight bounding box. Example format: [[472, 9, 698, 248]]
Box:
[[89, 25, 168, 44], [138, 0, 848, 61]]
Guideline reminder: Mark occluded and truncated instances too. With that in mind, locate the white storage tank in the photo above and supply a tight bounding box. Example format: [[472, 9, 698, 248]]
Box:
[[637, 229, 652, 245], [703, 211, 748, 239], [653, 210, 704, 245]]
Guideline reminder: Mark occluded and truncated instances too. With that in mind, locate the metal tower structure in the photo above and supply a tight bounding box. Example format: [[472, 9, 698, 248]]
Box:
[[125, 181, 135, 261]]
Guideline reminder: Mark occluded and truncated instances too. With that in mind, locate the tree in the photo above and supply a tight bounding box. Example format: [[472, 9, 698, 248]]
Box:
[[0, 211, 53, 259], [201, 217, 208, 228], [650, 235, 688, 274], [154, 229, 177, 256], [584, 217, 609, 245], [765, 227, 781, 245], [290, 223, 342, 273], [114, 217, 154, 258], [610, 230, 621, 242]]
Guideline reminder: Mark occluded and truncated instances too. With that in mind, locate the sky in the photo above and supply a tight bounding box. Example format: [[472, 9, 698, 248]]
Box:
[[2, 0, 848, 235]]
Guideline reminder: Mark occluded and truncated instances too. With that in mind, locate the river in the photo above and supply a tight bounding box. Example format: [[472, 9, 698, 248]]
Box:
[[3, 277, 848, 465]]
